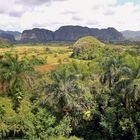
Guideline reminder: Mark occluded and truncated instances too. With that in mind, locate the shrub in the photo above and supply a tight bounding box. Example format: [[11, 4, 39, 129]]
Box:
[[54, 53, 59, 57], [46, 47, 51, 52]]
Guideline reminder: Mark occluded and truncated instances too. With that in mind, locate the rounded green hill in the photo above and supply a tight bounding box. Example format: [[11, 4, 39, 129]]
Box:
[[72, 36, 104, 60]]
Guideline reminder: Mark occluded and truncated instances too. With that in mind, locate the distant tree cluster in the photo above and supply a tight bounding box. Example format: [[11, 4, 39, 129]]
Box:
[[0, 39, 13, 48]]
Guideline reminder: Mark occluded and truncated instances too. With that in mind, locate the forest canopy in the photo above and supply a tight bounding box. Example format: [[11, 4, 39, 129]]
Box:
[[0, 37, 140, 140]]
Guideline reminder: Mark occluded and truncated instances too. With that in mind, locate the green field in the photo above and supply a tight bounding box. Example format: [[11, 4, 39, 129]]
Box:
[[0, 43, 138, 68], [0, 44, 71, 63]]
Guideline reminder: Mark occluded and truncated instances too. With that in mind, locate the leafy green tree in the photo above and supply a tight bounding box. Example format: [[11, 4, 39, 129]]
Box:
[[22, 107, 72, 140]]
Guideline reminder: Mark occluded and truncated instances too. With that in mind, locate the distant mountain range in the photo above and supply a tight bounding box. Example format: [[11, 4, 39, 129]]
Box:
[[0, 29, 21, 40], [121, 30, 140, 41], [21, 26, 124, 43], [0, 26, 140, 43], [0, 32, 15, 42]]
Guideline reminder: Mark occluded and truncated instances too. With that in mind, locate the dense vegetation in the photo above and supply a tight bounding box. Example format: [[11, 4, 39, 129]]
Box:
[[71, 36, 105, 60], [0, 37, 140, 140], [0, 39, 13, 48]]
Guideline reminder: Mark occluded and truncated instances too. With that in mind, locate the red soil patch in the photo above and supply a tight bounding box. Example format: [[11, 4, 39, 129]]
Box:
[[35, 63, 58, 71]]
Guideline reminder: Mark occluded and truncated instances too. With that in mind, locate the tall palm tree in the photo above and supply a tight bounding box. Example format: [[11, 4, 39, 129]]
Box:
[[45, 63, 90, 115], [100, 53, 124, 88], [101, 53, 140, 110], [0, 53, 34, 111], [114, 55, 140, 109]]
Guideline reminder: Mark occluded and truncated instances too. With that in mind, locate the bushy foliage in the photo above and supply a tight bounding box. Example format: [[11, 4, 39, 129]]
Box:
[[28, 55, 47, 66], [22, 107, 72, 139], [0, 97, 72, 139], [50, 136, 80, 140], [71, 36, 105, 60]]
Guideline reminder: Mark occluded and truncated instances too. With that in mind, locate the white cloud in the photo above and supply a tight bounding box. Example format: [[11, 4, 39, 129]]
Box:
[[0, 0, 140, 31]]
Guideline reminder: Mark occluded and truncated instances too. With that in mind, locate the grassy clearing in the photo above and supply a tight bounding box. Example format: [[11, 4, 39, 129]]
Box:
[[0, 44, 73, 65]]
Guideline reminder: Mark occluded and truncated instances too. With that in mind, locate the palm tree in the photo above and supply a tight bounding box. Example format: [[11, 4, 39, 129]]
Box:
[[114, 55, 140, 109], [0, 53, 34, 111], [100, 53, 124, 88], [99, 53, 140, 109], [45, 63, 90, 115]]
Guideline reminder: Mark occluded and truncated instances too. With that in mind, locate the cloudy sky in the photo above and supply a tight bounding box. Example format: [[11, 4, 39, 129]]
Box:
[[0, 0, 140, 31]]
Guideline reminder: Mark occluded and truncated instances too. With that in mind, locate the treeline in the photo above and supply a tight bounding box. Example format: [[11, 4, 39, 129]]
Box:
[[112, 40, 140, 47]]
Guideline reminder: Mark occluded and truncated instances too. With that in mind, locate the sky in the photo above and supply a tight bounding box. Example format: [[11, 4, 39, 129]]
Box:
[[0, 0, 140, 32]]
